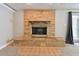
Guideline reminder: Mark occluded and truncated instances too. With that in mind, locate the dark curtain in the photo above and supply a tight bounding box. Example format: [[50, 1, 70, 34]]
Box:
[[66, 12, 74, 44]]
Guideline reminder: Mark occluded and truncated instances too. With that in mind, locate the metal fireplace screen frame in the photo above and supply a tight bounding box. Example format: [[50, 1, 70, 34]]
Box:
[[32, 27, 47, 35]]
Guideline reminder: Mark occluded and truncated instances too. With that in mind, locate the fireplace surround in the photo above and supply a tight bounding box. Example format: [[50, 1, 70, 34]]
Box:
[[24, 10, 55, 39]]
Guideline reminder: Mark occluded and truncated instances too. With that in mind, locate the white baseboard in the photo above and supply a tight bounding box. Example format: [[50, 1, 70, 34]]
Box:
[[0, 41, 13, 50]]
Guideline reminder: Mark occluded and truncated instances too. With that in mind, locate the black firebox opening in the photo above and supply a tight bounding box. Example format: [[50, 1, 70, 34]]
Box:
[[32, 27, 47, 35]]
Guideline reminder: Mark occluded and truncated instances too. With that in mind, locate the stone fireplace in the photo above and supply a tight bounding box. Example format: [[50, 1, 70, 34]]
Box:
[[16, 9, 66, 47], [24, 10, 55, 39]]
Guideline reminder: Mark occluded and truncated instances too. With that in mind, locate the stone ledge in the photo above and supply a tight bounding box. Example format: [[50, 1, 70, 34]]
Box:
[[10, 38, 65, 47]]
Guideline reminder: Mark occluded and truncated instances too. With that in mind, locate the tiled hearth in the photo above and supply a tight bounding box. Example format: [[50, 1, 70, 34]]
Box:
[[10, 37, 65, 47]]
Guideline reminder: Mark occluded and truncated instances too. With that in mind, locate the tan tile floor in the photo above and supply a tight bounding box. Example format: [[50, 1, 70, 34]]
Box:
[[18, 47, 63, 56], [1, 44, 79, 56]]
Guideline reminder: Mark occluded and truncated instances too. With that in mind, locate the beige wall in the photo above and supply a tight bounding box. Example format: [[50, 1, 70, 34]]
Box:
[[55, 10, 68, 38], [0, 5, 14, 47], [14, 10, 24, 37]]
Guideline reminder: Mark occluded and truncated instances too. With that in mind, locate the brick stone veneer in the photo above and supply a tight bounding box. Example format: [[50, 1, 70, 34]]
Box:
[[24, 10, 55, 39]]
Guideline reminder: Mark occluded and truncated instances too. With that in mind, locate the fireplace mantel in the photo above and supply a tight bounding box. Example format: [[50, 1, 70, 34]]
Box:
[[28, 19, 51, 21]]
